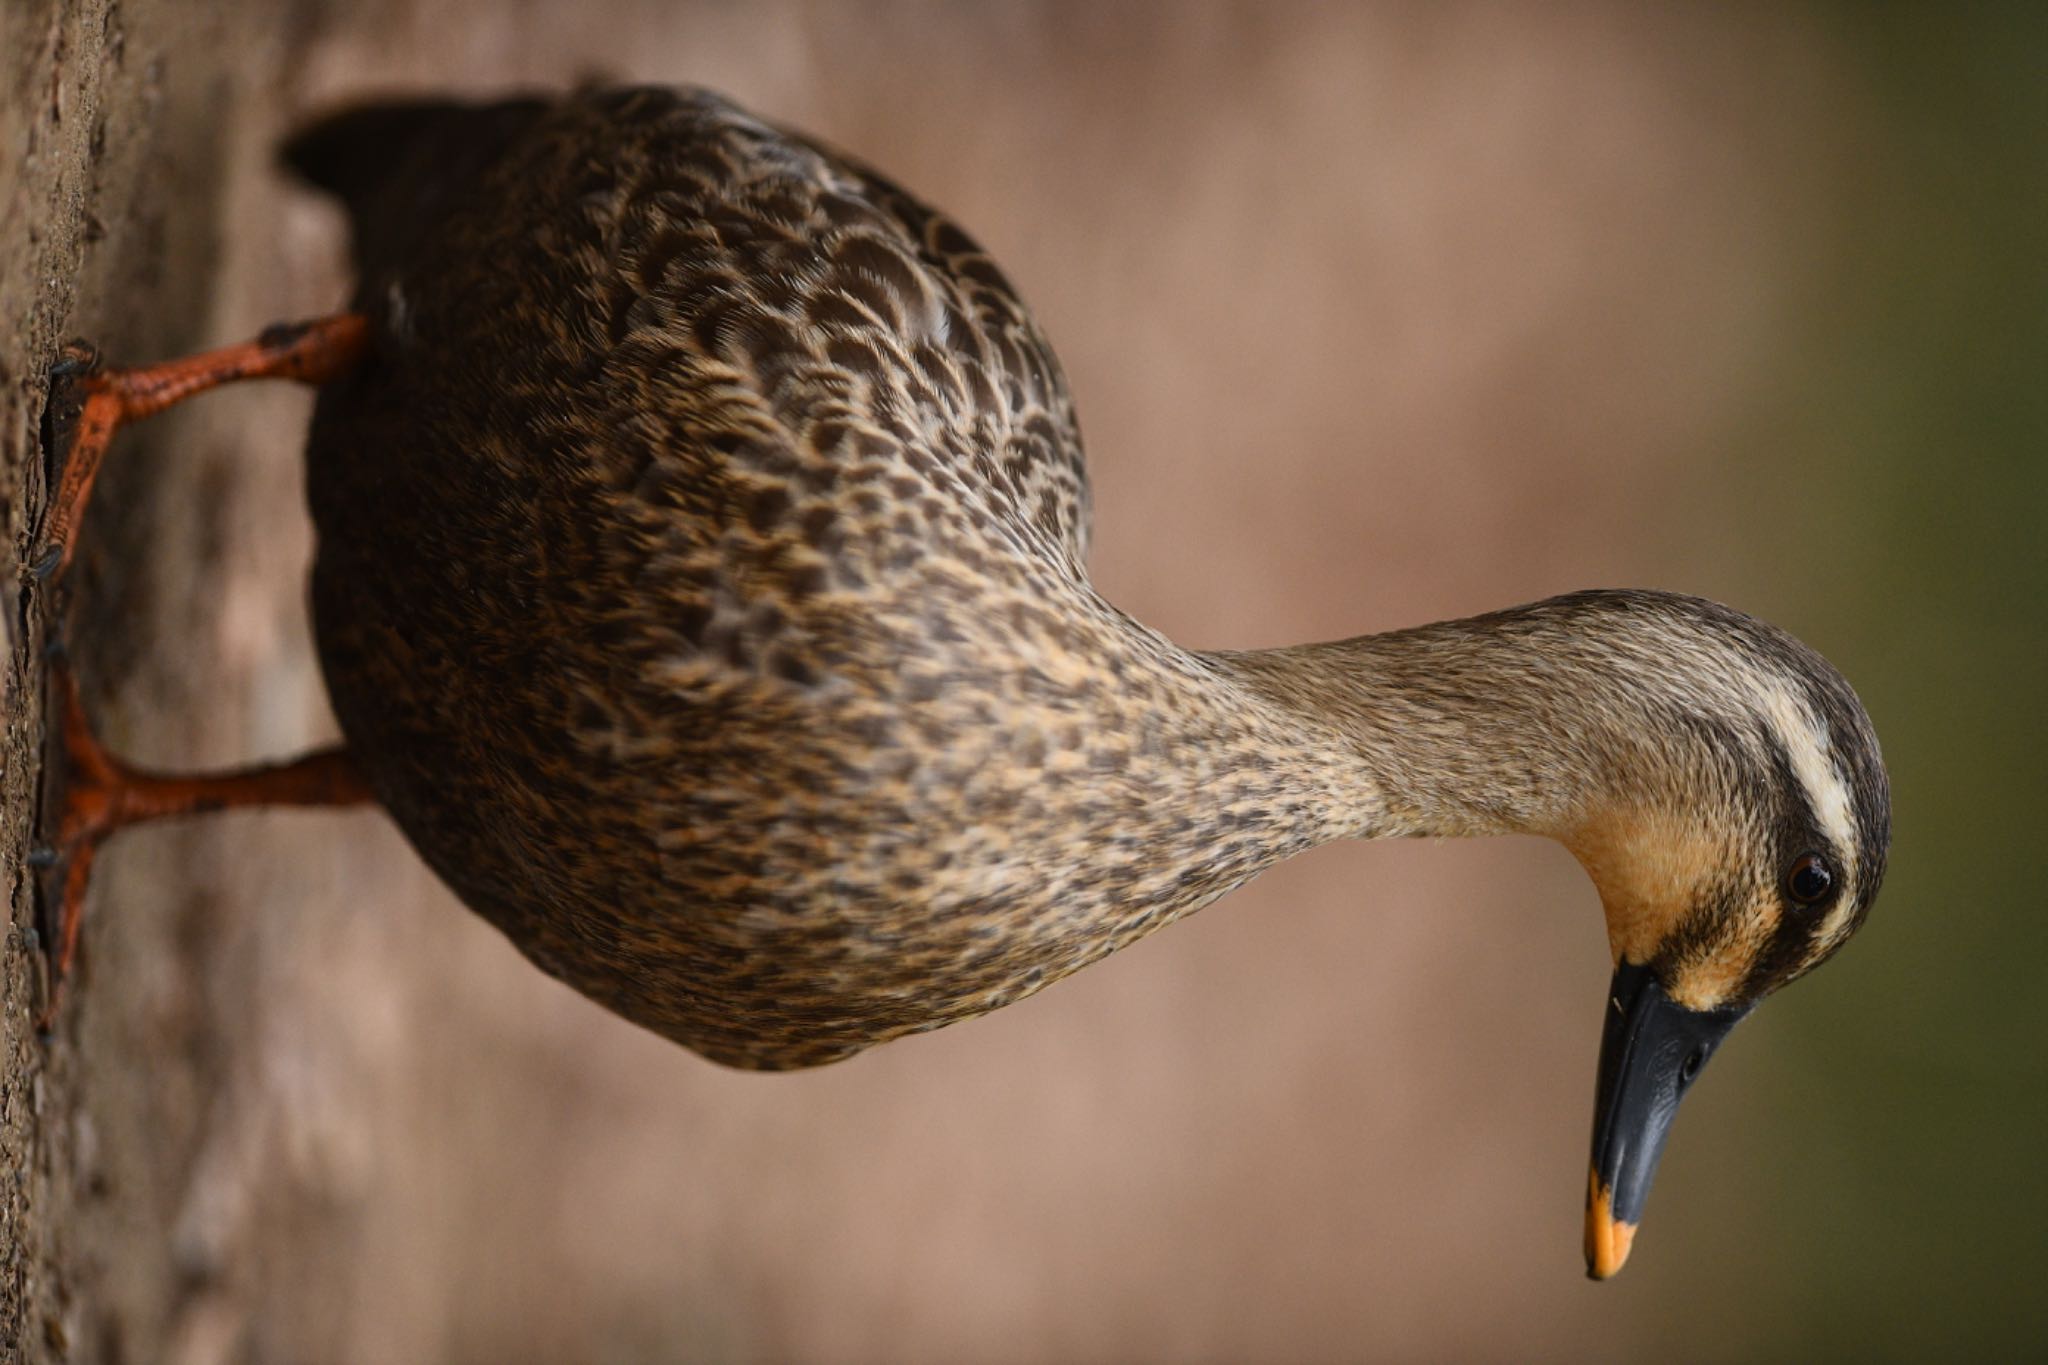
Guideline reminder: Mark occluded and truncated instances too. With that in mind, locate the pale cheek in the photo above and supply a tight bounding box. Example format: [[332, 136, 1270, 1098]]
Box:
[[1565, 807, 1737, 968], [1599, 894, 1666, 966], [1667, 895, 1780, 1011], [1665, 957, 1747, 1011]]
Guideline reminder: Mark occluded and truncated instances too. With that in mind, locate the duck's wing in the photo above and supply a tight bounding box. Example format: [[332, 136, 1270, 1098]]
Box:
[[763, 111, 1095, 570], [284, 85, 1091, 572]]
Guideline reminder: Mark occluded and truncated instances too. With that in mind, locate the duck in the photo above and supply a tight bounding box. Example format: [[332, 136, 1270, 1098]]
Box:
[[30, 85, 1891, 1280]]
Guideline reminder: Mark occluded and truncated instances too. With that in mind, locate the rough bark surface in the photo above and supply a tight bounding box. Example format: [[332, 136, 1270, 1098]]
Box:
[[3, 5, 330, 1357]]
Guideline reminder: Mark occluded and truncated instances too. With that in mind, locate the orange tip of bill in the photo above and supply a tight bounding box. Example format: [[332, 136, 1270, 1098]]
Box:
[[1584, 1168, 1638, 1280]]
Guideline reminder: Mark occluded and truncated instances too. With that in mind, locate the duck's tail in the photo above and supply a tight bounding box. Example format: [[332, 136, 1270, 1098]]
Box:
[[280, 95, 550, 273]]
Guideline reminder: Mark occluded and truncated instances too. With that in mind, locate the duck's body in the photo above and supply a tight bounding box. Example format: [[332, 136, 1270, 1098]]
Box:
[[297, 87, 1348, 1068], [289, 87, 1889, 1086]]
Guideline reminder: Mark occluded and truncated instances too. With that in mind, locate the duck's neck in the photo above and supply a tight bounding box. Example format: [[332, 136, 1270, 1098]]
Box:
[[1204, 615, 1632, 845]]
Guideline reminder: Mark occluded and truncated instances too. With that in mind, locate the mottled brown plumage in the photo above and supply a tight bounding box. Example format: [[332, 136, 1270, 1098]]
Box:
[[274, 86, 1889, 1086]]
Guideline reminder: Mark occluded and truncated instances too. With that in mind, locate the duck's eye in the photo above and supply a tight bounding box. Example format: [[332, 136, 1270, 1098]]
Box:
[[1786, 853, 1834, 906]]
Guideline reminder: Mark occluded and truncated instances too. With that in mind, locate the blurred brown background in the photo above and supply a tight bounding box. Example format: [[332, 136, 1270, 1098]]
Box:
[[2, 3, 2042, 1362]]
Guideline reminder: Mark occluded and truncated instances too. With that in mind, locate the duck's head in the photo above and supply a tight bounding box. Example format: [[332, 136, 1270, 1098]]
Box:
[[1540, 592, 1891, 1279]]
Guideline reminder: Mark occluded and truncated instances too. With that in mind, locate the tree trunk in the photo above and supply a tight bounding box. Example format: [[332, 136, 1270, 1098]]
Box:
[[2, 3, 355, 1358]]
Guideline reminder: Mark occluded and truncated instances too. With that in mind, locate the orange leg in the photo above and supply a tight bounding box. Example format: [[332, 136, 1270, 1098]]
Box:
[[29, 315, 375, 1026], [33, 660, 376, 1027], [33, 314, 369, 581]]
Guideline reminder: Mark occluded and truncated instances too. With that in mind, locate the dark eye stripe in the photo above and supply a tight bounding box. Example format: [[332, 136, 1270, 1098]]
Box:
[[1788, 659, 1890, 933], [1743, 728, 1839, 997]]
